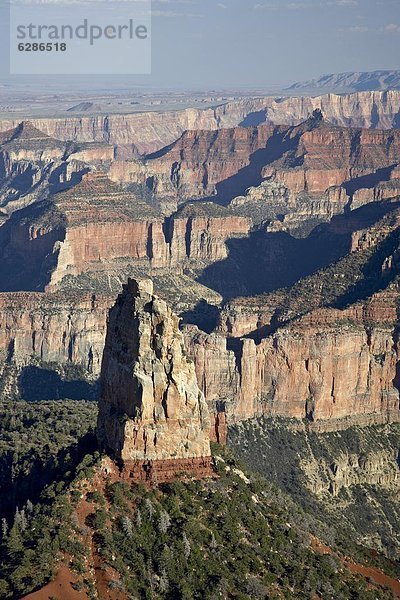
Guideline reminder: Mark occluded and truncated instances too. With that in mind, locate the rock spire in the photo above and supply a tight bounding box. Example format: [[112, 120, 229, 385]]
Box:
[[97, 278, 212, 481]]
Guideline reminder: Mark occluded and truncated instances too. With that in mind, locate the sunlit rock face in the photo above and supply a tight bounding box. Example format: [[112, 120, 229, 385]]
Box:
[[97, 278, 212, 481]]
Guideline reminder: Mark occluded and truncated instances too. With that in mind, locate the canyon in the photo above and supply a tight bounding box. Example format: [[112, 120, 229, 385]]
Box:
[[109, 111, 400, 231], [3, 110, 400, 298], [1, 207, 400, 432], [0, 90, 399, 593], [0, 110, 399, 435], [0, 90, 399, 158]]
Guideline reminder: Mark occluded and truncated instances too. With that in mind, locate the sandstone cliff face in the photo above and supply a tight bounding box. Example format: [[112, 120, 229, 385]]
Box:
[[1, 112, 400, 434], [0, 282, 216, 382], [0, 291, 109, 374], [0, 203, 68, 292], [0, 172, 166, 291], [0, 285, 399, 428], [0, 172, 251, 290], [185, 286, 400, 424], [0, 122, 113, 220], [109, 125, 275, 206], [0, 99, 269, 157], [0, 91, 399, 157], [167, 206, 251, 263], [110, 117, 400, 229], [97, 279, 211, 480], [238, 118, 400, 226], [264, 90, 400, 130]]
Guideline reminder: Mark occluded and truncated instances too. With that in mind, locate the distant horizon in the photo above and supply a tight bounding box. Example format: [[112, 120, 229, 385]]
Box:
[[1, 0, 399, 90], [0, 68, 399, 96]]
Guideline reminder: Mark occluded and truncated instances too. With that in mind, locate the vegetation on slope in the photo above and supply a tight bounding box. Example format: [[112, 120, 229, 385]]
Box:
[[0, 438, 397, 599], [0, 400, 97, 518], [229, 418, 400, 564], [0, 397, 398, 599]]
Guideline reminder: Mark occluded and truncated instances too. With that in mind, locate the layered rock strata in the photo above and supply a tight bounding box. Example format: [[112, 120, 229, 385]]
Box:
[[0, 291, 109, 374], [110, 116, 400, 227], [109, 125, 275, 204], [1, 285, 399, 430], [97, 278, 212, 481], [185, 285, 400, 424], [229, 419, 400, 557], [1, 91, 399, 156], [0, 114, 399, 435], [0, 122, 113, 220], [0, 172, 251, 291]]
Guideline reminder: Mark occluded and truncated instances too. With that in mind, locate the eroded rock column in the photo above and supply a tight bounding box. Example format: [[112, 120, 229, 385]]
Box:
[[97, 278, 212, 482]]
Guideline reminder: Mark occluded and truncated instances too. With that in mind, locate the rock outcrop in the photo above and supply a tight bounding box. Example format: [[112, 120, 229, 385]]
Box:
[[1, 281, 400, 429], [0, 291, 109, 375], [97, 278, 212, 482], [110, 117, 400, 227], [0, 172, 251, 291], [0, 122, 113, 221], [0, 276, 220, 380], [229, 418, 400, 557], [0, 100, 269, 157], [263, 90, 400, 130], [1, 107, 400, 437], [1, 91, 399, 157], [109, 125, 275, 206]]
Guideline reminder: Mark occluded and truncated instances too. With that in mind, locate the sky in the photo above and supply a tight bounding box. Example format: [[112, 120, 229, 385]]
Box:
[[0, 0, 399, 90]]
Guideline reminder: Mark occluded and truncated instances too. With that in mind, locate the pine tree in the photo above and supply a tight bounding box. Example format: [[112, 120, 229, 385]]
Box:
[[1, 519, 8, 539], [182, 532, 191, 559], [19, 510, 27, 532], [144, 498, 154, 520], [121, 516, 133, 538], [158, 510, 171, 534], [136, 508, 142, 528], [158, 567, 169, 593], [6, 524, 23, 561], [210, 531, 218, 550]]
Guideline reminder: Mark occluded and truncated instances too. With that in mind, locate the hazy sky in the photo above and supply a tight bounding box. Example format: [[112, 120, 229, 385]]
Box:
[[1, 0, 399, 90], [149, 0, 400, 88]]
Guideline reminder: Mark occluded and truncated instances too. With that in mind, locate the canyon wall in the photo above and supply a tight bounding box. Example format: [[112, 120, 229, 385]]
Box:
[[0, 284, 398, 429], [0, 291, 109, 374], [229, 418, 400, 557], [185, 287, 400, 425], [0, 277, 398, 438], [1, 91, 399, 156], [264, 90, 400, 130], [0, 172, 252, 290], [0, 99, 269, 157], [47, 206, 250, 287], [109, 125, 275, 201], [0, 112, 399, 431], [230, 119, 400, 226], [109, 117, 400, 229], [0, 122, 113, 220]]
